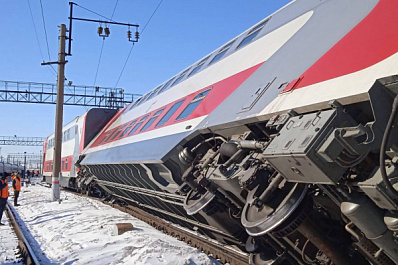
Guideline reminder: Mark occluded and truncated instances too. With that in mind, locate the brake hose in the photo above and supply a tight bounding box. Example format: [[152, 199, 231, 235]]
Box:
[[380, 95, 398, 199]]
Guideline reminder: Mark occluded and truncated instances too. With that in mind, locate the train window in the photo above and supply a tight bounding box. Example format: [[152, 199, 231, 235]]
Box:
[[110, 123, 129, 141], [209, 40, 235, 65], [119, 120, 136, 138], [98, 131, 112, 145], [62, 159, 64, 171], [127, 97, 143, 112], [104, 128, 120, 143], [172, 68, 191, 86], [136, 92, 152, 106], [141, 109, 164, 132], [156, 100, 185, 127], [65, 158, 68, 170], [128, 115, 149, 135], [158, 78, 176, 94], [188, 56, 210, 77], [176, 88, 212, 121], [237, 19, 269, 49], [147, 86, 162, 101]]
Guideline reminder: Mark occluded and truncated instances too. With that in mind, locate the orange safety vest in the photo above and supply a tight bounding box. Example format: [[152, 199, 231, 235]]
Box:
[[13, 177, 21, 192], [1, 179, 9, 199]]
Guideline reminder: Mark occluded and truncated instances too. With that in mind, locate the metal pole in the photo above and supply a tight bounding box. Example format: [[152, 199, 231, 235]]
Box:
[[39, 150, 42, 176], [52, 24, 67, 201], [23, 151, 26, 177]]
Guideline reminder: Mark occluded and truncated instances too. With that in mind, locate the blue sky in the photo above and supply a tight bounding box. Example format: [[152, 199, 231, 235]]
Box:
[[0, 0, 291, 159]]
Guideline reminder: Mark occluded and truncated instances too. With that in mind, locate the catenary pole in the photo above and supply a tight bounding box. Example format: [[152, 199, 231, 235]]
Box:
[[52, 24, 67, 201]]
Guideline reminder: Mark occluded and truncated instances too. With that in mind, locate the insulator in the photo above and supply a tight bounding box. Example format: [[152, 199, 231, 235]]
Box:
[[104, 27, 110, 36], [97, 26, 103, 35], [127, 30, 132, 39], [135, 31, 139, 40]]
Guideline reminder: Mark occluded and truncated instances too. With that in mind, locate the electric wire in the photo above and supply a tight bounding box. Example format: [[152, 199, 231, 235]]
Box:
[[114, 0, 164, 88], [110, 0, 119, 20], [40, 0, 51, 61], [27, 0, 57, 77], [141, 0, 164, 35], [39, 0, 58, 76], [74, 3, 116, 22], [93, 0, 119, 90], [93, 39, 105, 87]]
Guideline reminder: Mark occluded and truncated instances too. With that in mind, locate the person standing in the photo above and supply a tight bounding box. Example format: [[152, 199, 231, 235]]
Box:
[[0, 173, 9, 225], [12, 173, 21, 206]]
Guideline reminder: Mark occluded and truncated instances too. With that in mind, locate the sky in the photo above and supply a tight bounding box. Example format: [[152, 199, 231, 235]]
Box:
[[0, 0, 291, 161]]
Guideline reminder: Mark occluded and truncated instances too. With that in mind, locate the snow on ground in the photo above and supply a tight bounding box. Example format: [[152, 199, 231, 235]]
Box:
[[0, 205, 22, 265], [4, 179, 222, 265]]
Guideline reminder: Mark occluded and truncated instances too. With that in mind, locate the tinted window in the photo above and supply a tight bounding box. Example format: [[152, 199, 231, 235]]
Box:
[[141, 109, 164, 132], [119, 120, 136, 138], [237, 19, 269, 49], [110, 123, 128, 141], [98, 131, 111, 145], [127, 97, 142, 111], [173, 68, 190, 86], [176, 88, 211, 121], [209, 41, 235, 65], [188, 57, 210, 77], [103, 128, 119, 143], [156, 100, 185, 127], [147, 86, 162, 101], [158, 78, 176, 94], [128, 115, 149, 135]]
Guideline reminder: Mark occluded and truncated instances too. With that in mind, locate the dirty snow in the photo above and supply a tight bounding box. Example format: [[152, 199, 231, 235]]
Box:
[[1, 179, 222, 265]]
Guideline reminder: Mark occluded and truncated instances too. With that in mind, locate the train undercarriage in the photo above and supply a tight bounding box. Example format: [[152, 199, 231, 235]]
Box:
[[74, 76, 398, 265]]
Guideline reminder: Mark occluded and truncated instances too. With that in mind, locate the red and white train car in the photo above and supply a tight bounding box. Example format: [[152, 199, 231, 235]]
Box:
[[43, 108, 116, 187], [44, 0, 398, 263]]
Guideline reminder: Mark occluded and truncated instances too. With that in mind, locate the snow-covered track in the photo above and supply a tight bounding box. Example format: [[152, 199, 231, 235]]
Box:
[[64, 189, 253, 265], [6, 203, 41, 265]]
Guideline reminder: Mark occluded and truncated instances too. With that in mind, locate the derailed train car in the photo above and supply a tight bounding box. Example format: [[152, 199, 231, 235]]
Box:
[[60, 0, 398, 264], [43, 108, 117, 187]]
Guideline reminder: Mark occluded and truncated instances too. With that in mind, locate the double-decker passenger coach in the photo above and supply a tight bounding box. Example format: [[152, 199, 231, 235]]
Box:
[[44, 0, 398, 264]]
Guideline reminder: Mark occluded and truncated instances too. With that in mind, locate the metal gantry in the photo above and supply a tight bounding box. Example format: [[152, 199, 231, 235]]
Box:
[[0, 80, 141, 109], [0, 136, 45, 146], [4, 153, 42, 169]]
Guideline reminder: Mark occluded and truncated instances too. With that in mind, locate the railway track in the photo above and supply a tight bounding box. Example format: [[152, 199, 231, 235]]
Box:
[[65, 189, 250, 265], [5, 202, 41, 265]]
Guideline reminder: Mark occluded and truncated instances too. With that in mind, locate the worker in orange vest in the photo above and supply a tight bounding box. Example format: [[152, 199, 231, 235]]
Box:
[[12, 173, 21, 206], [0, 173, 9, 225]]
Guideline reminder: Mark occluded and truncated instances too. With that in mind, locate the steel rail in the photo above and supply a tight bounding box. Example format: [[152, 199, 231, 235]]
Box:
[[5, 202, 41, 265]]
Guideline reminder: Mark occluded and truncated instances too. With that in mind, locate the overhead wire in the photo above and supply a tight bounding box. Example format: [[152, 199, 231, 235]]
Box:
[[74, 3, 116, 22], [110, 0, 119, 19], [114, 0, 165, 88], [39, 0, 58, 77], [39, 0, 51, 61], [27, 0, 57, 77], [93, 0, 119, 87], [38, 0, 78, 110]]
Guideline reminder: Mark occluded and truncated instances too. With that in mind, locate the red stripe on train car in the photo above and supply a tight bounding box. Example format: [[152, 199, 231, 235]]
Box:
[[91, 62, 264, 147], [295, 0, 398, 90]]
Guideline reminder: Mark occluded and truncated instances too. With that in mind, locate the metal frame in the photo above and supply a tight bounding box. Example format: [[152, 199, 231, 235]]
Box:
[[0, 80, 140, 108]]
